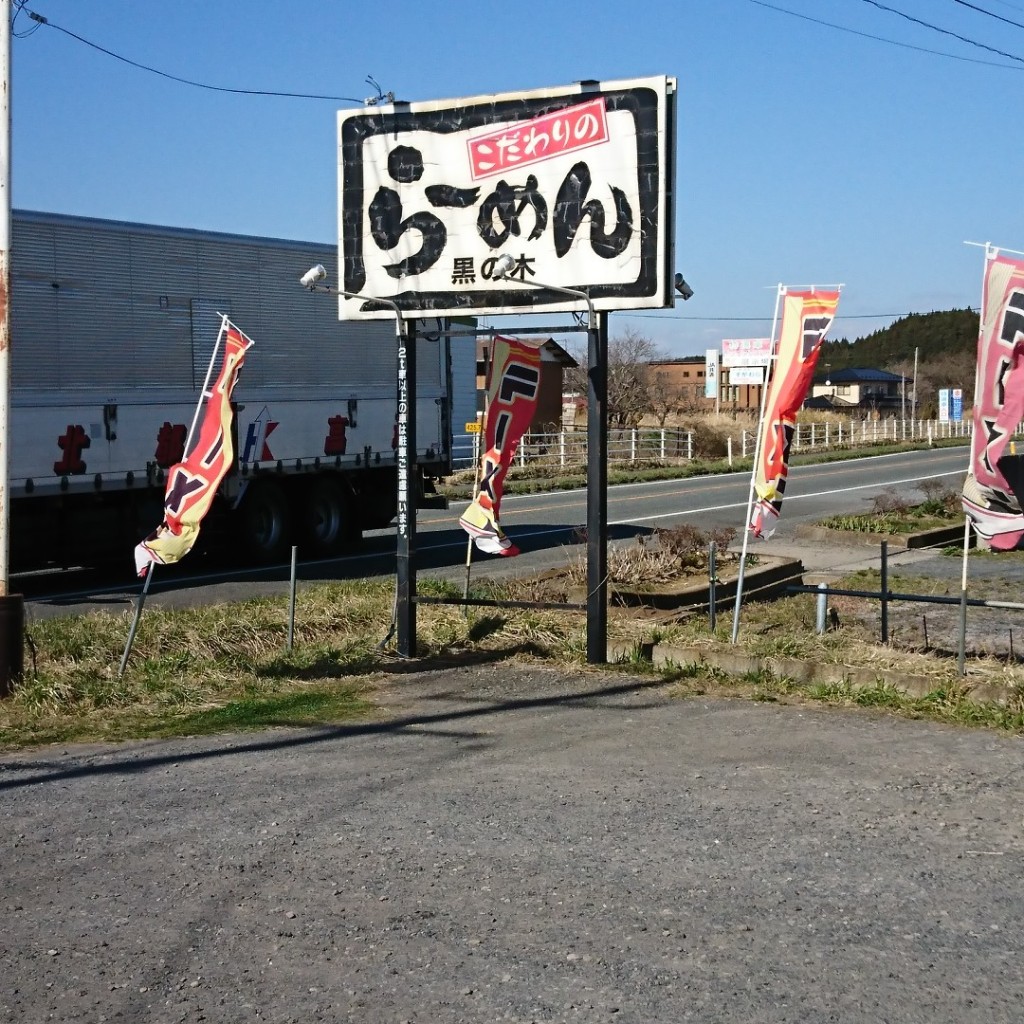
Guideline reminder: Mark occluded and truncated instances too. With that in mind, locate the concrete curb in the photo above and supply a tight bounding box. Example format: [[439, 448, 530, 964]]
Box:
[[636, 643, 1014, 705], [795, 522, 973, 552]]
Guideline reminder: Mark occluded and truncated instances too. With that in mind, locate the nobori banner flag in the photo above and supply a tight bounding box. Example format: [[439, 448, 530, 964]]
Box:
[[134, 320, 254, 575], [459, 336, 542, 556], [337, 75, 676, 319], [962, 253, 1024, 550], [750, 289, 841, 539]]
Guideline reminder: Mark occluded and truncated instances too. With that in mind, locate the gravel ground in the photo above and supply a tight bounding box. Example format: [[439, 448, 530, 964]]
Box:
[[3, 663, 1024, 1023]]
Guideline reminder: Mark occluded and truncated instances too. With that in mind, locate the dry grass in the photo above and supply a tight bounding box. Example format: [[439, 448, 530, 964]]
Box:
[[5, 545, 1024, 749]]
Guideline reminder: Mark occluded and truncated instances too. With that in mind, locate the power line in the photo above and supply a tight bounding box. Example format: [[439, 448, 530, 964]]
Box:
[[19, 7, 366, 103], [857, 0, 1024, 64], [952, 0, 1024, 31], [745, 0, 1024, 69]]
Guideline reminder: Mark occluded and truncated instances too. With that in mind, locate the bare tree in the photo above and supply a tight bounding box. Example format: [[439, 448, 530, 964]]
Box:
[[564, 328, 666, 428], [648, 369, 687, 426]]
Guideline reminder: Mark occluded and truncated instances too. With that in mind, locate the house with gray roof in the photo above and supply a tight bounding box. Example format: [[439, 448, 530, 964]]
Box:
[[806, 367, 912, 413]]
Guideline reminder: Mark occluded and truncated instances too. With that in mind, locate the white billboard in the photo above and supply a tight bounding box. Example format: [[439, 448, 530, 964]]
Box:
[[337, 76, 677, 320], [721, 337, 772, 368]]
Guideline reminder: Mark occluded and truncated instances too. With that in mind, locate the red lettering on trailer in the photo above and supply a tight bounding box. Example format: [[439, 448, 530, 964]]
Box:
[[324, 415, 349, 456], [154, 422, 187, 468], [54, 425, 90, 475]]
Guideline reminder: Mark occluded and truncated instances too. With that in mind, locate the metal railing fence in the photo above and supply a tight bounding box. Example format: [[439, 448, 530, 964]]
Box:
[[450, 417, 977, 471]]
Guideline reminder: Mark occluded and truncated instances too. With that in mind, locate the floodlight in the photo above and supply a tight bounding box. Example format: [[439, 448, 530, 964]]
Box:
[[300, 264, 328, 289], [491, 253, 517, 280]]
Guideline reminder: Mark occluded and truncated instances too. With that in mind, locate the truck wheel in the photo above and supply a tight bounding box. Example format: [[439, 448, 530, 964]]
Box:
[[299, 478, 357, 557], [240, 481, 291, 562]]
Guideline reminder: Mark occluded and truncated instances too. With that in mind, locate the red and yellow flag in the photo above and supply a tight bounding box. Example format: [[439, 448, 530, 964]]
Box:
[[962, 253, 1024, 549], [134, 321, 254, 575], [750, 289, 841, 538], [459, 336, 542, 556]]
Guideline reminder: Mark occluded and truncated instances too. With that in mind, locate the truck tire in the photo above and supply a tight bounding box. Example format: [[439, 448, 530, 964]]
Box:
[[299, 477, 358, 557], [240, 481, 291, 563]]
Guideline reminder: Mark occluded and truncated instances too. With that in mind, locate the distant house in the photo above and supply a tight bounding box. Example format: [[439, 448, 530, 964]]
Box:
[[646, 357, 763, 414], [476, 336, 578, 432], [806, 367, 912, 413]]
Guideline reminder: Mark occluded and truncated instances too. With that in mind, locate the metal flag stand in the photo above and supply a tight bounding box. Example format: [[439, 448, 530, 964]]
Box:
[[730, 282, 844, 644], [956, 239, 1024, 674], [462, 346, 492, 614], [117, 315, 231, 679], [730, 285, 784, 644]]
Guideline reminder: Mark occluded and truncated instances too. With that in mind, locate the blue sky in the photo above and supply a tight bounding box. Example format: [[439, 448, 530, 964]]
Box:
[[11, 0, 1024, 357]]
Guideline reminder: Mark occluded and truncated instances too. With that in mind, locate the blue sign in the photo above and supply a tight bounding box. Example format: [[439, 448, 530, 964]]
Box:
[[952, 388, 963, 421]]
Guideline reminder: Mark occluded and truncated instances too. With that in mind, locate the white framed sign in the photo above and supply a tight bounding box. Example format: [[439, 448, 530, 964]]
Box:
[[721, 337, 772, 368], [704, 348, 719, 399], [337, 75, 677, 320], [729, 365, 764, 385]]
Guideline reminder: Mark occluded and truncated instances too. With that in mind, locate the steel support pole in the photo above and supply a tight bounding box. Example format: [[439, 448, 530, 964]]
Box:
[[587, 314, 608, 664], [0, 2, 22, 695], [396, 319, 417, 658]]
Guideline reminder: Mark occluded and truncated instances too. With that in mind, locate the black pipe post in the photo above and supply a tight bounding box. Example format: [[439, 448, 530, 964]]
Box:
[[880, 540, 889, 644], [586, 313, 608, 664], [396, 318, 417, 658], [708, 541, 717, 632]]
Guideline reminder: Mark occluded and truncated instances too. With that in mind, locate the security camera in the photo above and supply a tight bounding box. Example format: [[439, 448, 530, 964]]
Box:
[[300, 264, 328, 289], [674, 273, 694, 301]]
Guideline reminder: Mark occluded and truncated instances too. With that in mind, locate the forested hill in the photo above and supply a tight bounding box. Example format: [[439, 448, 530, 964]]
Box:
[[821, 308, 978, 373], [819, 309, 979, 415]]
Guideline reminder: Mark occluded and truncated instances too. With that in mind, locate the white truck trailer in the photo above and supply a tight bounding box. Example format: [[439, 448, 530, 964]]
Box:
[[9, 210, 476, 574]]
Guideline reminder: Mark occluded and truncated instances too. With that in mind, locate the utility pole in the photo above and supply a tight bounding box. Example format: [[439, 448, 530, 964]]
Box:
[[912, 346, 918, 421], [0, 0, 22, 694]]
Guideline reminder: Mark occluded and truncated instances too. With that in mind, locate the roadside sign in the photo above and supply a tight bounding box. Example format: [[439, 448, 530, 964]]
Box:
[[704, 349, 719, 399], [465, 421, 482, 433], [337, 75, 677, 320], [729, 365, 764, 385], [721, 337, 772, 368]]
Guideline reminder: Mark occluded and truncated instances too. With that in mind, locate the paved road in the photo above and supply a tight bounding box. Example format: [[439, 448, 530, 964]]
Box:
[[3, 665, 1023, 1023], [22, 447, 969, 618]]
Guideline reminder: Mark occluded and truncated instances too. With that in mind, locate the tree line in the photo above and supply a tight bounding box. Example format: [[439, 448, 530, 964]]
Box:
[[561, 310, 981, 427]]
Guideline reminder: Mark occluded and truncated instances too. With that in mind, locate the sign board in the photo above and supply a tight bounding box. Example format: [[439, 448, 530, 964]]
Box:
[[721, 337, 773, 368], [952, 387, 963, 421], [729, 365, 764, 385], [704, 348, 719, 399], [337, 75, 677, 320], [465, 421, 482, 433], [938, 388, 950, 422]]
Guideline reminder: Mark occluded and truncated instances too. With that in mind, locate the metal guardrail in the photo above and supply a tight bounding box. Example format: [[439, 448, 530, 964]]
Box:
[[450, 417, 976, 470]]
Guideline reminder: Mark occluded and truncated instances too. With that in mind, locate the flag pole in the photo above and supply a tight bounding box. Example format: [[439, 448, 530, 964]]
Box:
[[118, 562, 155, 679], [731, 284, 784, 644], [119, 316, 231, 676], [464, 348, 495, 610], [957, 242, 996, 675]]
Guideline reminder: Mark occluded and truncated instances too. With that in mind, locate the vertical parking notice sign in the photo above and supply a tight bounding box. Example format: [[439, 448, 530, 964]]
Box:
[[337, 76, 677, 319]]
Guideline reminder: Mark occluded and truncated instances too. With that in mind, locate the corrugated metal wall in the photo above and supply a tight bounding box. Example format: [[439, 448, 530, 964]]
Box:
[[11, 211, 398, 394]]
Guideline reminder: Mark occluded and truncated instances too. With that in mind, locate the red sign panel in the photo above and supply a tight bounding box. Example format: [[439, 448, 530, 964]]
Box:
[[467, 98, 609, 180]]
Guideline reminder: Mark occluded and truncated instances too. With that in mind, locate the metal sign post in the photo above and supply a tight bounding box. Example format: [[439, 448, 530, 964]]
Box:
[[396, 318, 417, 658], [587, 314, 609, 663]]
